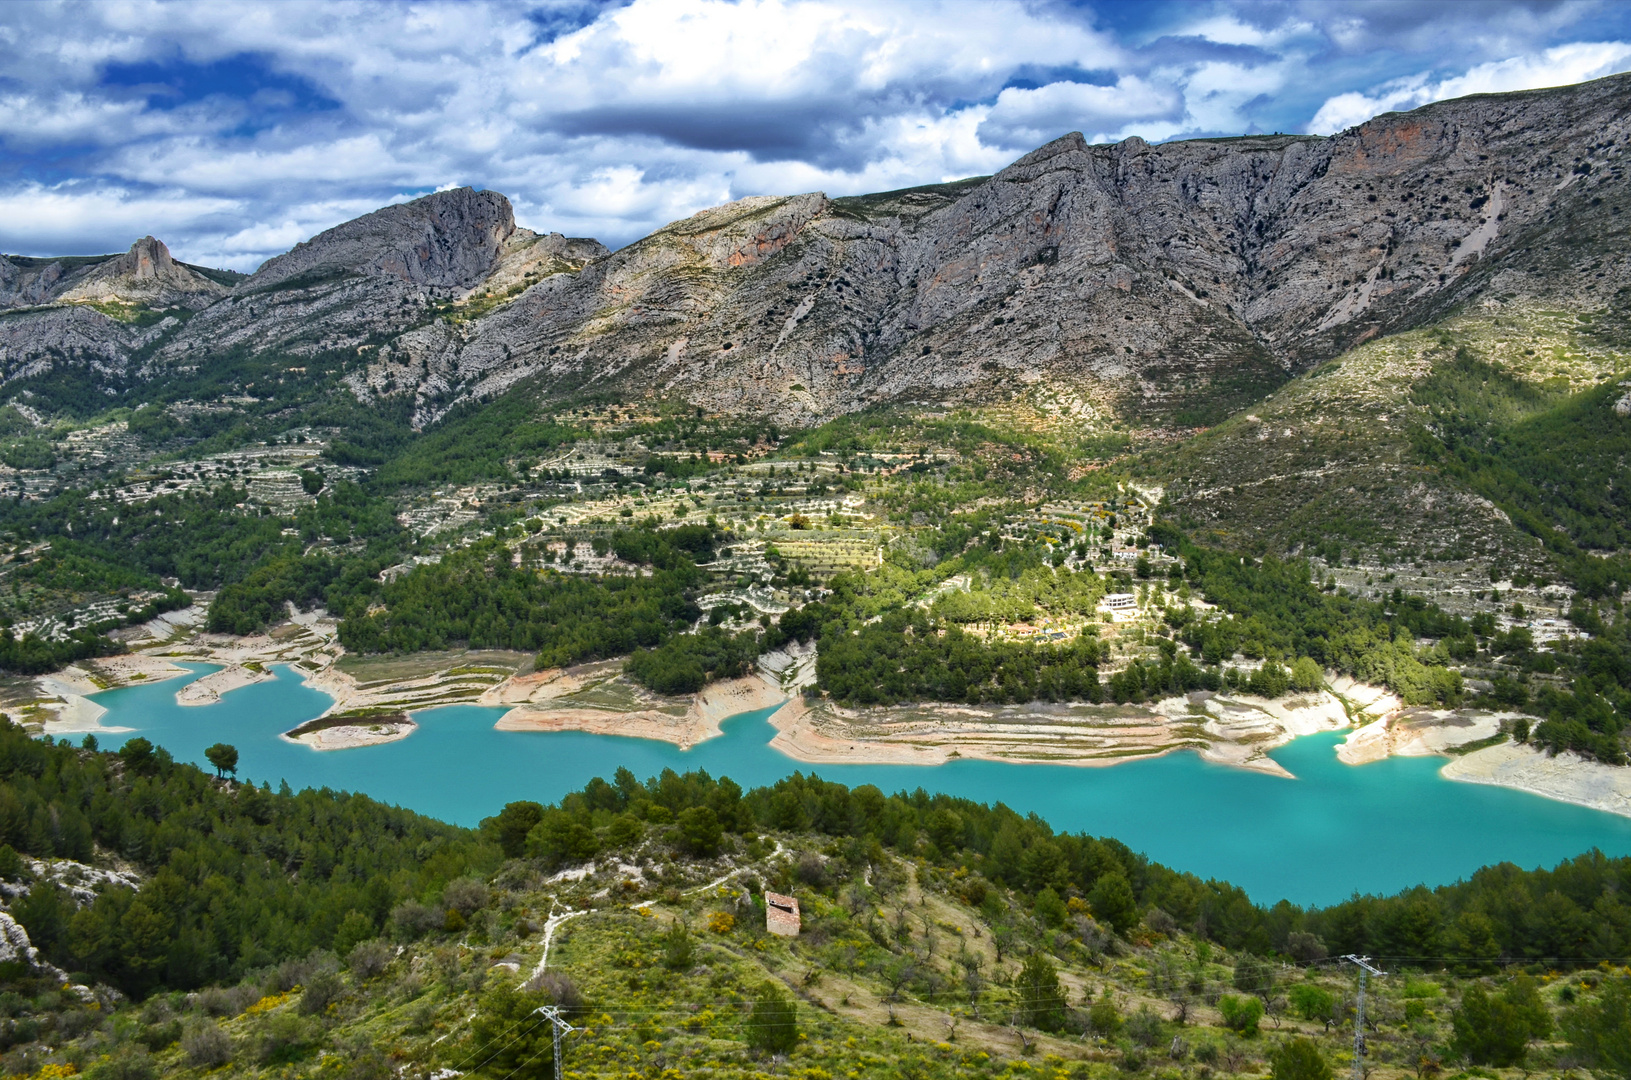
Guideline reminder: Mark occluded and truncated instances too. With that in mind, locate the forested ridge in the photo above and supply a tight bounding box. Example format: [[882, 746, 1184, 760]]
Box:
[[1, 458, 1624, 762], [1410, 347, 1631, 600], [335, 525, 716, 666], [5, 716, 1630, 999], [0, 480, 407, 639], [776, 517, 1630, 761], [0, 366, 1624, 766], [500, 766, 1631, 971], [2, 719, 1631, 1076], [0, 721, 496, 996]]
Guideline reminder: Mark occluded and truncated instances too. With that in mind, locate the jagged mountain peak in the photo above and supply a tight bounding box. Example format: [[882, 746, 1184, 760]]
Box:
[[7, 70, 1631, 434], [0, 235, 226, 313], [646, 192, 831, 268], [245, 186, 519, 293], [371, 68, 1631, 428], [56, 235, 228, 307]]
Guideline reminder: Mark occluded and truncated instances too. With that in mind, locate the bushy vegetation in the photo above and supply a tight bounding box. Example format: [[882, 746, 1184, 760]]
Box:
[[816, 611, 1108, 705], [1164, 530, 1468, 707], [1411, 348, 1631, 598], [365, 390, 583, 488], [794, 522, 1474, 711], [625, 626, 760, 694], [0, 722, 496, 997], [0, 726, 1628, 1076], [0, 626, 125, 675], [494, 767, 1631, 972], [0, 481, 404, 637], [336, 528, 708, 666]]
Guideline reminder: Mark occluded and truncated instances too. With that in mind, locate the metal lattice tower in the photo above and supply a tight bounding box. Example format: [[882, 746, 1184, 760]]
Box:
[[535, 1005, 577, 1080], [1342, 955, 1386, 1080]]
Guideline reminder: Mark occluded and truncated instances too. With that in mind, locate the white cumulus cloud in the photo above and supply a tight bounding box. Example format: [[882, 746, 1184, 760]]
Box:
[[978, 76, 1183, 150], [1308, 40, 1631, 134], [0, 1, 1629, 268]]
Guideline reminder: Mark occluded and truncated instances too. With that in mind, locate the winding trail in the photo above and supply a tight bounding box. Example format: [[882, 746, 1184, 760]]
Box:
[[520, 899, 585, 987]]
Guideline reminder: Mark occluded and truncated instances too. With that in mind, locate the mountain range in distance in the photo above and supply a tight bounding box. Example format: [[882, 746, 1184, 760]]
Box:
[[2, 70, 1630, 583]]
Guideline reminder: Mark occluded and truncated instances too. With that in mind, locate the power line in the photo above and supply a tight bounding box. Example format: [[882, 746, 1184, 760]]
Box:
[[438, 948, 1626, 1021], [1342, 955, 1386, 1080], [424, 942, 1631, 1056], [535, 1004, 578, 1080], [457, 1018, 548, 1075]]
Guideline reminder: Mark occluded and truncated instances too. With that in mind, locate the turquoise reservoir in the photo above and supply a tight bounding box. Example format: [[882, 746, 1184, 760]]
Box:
[[81, 664, 1631, 906]]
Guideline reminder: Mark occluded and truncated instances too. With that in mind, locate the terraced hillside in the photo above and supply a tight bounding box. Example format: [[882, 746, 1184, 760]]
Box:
[[1156, 304, 1630, 593]]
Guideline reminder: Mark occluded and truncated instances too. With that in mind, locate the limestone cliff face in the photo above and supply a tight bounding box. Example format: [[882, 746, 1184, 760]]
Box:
[[364, 71, 1631, 427], [247, 187, 517, 292], [146, 188, 606, 373], [0, 303, 180, 382], [4, 73, 1631, 424], [0, 236, 225, 311], [57, 236, 229, 308], [0, 237, 222, 382]]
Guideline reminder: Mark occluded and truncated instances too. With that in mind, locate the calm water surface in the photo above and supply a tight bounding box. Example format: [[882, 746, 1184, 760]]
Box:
[[82, 663, 1631, 906]]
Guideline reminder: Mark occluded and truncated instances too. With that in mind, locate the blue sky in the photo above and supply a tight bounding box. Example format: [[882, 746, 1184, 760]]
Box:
[[3, 0, 1631, 269]]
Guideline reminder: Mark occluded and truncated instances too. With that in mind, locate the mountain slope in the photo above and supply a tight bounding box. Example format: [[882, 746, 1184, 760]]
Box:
[[152, 187, 608, 372], [0, 237, 232, 394], [7, 72, 1631, 435], [0, 728, 1622, 1079], [347, 70, 1631, 429], [0, 190, 605, 398], [1155, 300, 1631, 604], [0, 236, 230, 312]]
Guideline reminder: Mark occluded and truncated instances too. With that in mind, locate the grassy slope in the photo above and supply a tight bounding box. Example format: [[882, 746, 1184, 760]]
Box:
[[1153, 305, 1630, 576], [22, 833, 1585, 1080]]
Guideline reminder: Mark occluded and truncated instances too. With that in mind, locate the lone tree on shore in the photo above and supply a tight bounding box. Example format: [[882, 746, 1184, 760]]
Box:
[[204, 743, 238, 779]]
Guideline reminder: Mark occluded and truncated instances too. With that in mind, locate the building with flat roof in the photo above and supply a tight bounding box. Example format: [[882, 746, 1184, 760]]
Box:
[[1099, 592, 1138, 622]]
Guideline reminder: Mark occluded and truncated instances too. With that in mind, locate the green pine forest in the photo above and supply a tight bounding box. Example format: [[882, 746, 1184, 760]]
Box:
[[1, 720, 1630, 1078]]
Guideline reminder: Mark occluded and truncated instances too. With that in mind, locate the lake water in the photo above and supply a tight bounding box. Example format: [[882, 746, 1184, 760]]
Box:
[[78, 663, 1631, 907]]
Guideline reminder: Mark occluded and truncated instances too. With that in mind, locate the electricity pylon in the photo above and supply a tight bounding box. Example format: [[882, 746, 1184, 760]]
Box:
[[534, 1004, 577, 1080], [1342, 955, 1386, 1080]]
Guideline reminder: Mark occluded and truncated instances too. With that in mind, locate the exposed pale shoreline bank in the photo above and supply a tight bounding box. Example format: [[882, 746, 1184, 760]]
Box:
[[283, 717, 417, 752], [176, 664, 275, 705], [1443, 743, 1631, 818], [495, 672, 785, 748], [20, 609, 1628, 817]]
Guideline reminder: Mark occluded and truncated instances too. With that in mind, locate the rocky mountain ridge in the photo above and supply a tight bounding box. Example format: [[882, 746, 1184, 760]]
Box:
[[0, 72, 1629, 432], [358, 70, 1631, 428], [0, 236, 232, 312]]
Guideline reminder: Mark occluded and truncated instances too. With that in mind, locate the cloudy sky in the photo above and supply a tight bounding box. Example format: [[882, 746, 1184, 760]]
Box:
[[3, 0, 1631, 270]]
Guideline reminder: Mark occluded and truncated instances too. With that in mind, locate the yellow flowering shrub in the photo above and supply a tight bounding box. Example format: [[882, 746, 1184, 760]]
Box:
[[244, 991, 293, 1016]]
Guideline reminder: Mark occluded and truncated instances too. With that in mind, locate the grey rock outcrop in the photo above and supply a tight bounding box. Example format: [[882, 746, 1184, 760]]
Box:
[[5, 72, 1631, 427], [0, 303, 179, 383], [0, 910, 67, 980], [145, 189, 605, 370], [0, 236, 225, 312], [246, 187, 518, 291], [0, 236, 223, 384], [56, 236, 228, 308], [362, 70, 1631, 427]]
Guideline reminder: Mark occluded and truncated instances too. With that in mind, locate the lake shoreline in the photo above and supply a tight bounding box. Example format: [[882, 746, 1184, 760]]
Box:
[[282, 717, 418, 751], [30, 647, 1631, 907], [1442, 742, 1631, 818], [27, 619, 1630, 819], [494, 671, 785, 749]]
